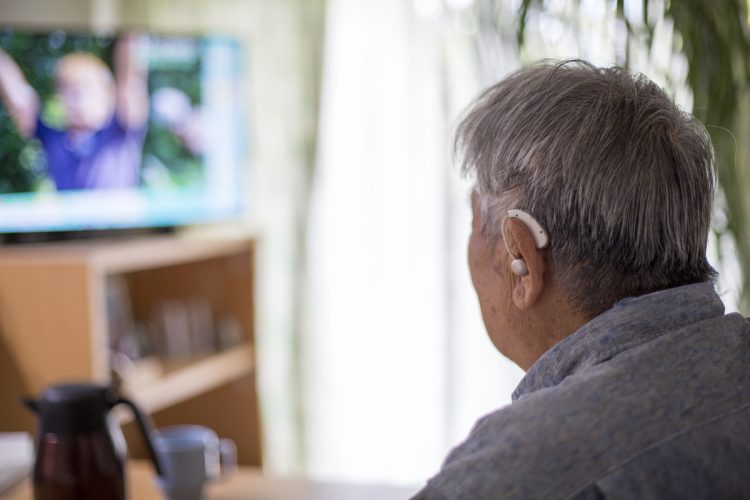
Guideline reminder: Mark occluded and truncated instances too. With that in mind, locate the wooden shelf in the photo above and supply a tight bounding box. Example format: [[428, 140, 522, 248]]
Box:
[[0, 236, 262, 465], [0, 235, 251, 274], [121, 343, 254, 416]]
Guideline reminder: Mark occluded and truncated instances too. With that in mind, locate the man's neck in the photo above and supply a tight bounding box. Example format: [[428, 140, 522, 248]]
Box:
[[516, 287, 592, 371]]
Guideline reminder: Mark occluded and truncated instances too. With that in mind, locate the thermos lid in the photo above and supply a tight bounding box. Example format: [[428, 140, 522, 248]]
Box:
[[37, 383, 115, 434]]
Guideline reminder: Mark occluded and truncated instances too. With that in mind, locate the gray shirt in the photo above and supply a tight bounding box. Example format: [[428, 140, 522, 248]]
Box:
[[413, 282, 750, 499]]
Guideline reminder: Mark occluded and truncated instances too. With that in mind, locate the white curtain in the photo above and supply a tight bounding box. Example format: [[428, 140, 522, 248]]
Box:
[[305, 0, 523, 483]]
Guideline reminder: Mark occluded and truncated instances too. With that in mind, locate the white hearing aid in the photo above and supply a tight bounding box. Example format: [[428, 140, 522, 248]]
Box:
[[510, 258, 529, 276], [506, 210, 549, 249], [502, 209, 549, 276]]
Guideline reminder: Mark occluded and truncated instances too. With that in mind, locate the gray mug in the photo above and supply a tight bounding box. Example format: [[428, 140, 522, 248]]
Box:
[[152, 425, 237, 500]]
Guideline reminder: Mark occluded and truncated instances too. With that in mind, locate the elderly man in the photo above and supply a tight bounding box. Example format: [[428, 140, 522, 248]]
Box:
[[413, 60, 750, 499]]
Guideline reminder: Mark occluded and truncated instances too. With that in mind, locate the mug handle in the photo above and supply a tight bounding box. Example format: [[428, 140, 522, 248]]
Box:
[[219, 438, 237, 478]]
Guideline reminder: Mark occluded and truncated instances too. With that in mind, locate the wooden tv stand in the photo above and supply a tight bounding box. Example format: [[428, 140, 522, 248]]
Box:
[[0, 235, 262, 465]]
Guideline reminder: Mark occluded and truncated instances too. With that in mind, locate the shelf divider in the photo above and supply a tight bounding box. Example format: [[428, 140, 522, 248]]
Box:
[[120, 343, 254, 418]]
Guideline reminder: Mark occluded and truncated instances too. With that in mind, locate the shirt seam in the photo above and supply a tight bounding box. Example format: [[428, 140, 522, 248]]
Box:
[[589, 309, 727, 368], [542, 313, 723, 399], [560, 400, 750, 500], [518, 326, 670, 400]]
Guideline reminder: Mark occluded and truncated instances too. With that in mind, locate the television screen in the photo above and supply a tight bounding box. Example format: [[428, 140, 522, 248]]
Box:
[[0, 29, 247, 233]]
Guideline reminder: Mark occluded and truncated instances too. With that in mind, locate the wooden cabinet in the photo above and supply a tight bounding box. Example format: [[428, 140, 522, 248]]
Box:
[[0, 236, 262, 466]]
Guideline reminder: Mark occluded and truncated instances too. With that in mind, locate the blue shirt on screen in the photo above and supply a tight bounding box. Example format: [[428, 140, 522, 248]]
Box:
[[35, 115, 145, 191], [413, 282, 750, 499]]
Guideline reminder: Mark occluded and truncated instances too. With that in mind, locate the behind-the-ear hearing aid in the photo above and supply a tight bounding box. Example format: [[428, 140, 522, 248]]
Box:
[[502, 209, 549, 276]]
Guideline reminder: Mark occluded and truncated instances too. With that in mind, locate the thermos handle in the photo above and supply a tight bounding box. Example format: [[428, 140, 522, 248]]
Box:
[[114, 397, 163, 477]]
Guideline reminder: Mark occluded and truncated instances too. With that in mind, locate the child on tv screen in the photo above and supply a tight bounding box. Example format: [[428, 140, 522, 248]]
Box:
[[0, 33, 149, 191], [0, 31, 211, 195], [0, 29, 243, 233]]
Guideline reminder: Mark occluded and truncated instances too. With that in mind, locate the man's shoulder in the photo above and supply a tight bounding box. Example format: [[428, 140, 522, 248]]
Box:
[[418, 388, 616, 499], [416, 315, 750, 499], [419, 387, 750, 500]]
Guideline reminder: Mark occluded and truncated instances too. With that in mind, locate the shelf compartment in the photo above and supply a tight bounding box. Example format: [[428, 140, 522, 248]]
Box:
[[120, 343, 254, 417], [0, 236, 262, 465]]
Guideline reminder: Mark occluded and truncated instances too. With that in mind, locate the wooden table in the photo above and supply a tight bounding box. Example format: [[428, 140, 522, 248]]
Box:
[[2, 461, 420, 500]]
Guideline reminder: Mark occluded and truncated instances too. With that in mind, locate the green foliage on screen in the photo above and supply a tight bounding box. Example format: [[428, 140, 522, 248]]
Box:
[[142, 36, 203, 189], [0, 31, 113, 194]]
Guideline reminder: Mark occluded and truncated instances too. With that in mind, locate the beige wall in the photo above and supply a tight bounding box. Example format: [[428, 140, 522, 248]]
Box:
[[0, 0, 119, 29]]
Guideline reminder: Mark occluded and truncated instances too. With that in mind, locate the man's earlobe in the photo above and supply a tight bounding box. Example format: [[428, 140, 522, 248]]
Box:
[[514, 280, 527, 303]]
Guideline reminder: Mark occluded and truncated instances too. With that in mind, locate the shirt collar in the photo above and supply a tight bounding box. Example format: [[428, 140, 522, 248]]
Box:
[[512, 282, 725, 400]]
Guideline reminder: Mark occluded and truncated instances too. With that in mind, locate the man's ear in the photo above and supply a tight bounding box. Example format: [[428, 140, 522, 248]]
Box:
[[504, 218, 546, 309]]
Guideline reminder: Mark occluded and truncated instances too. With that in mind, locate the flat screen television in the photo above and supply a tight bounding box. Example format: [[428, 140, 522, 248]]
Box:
[[0, 29, 247, 234]]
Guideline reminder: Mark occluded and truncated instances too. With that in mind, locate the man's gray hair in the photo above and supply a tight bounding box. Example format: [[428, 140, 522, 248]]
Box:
[[457, 60, 717, 315]]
